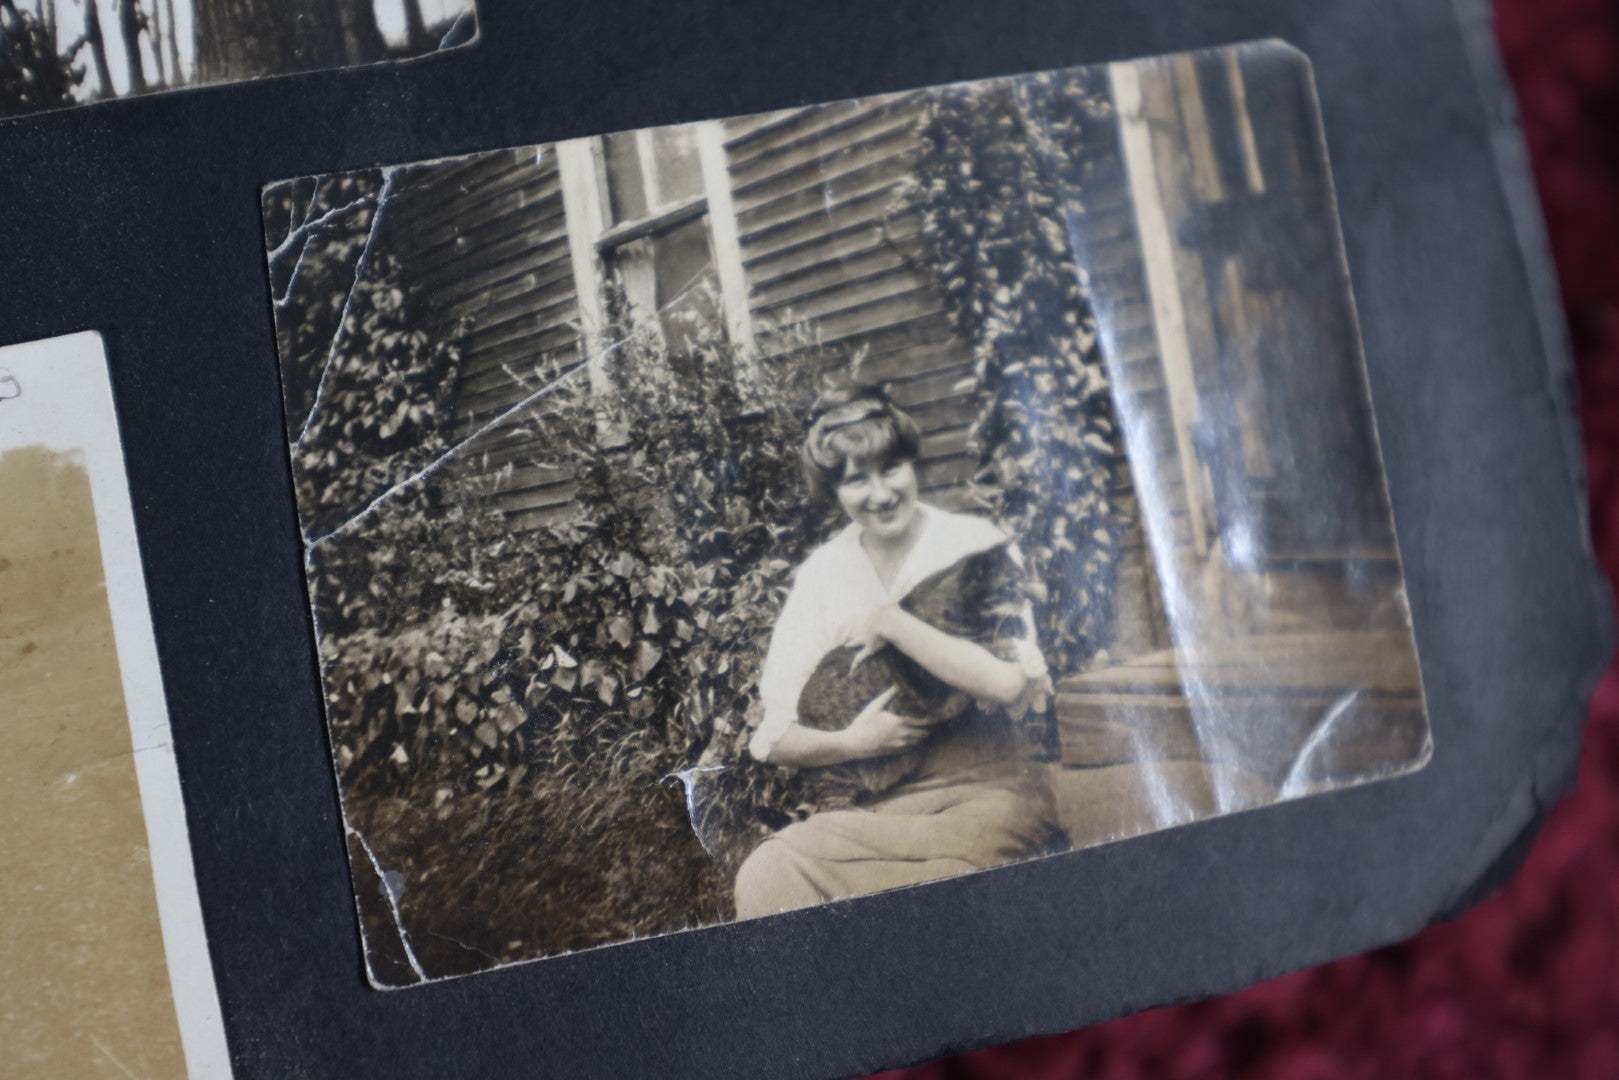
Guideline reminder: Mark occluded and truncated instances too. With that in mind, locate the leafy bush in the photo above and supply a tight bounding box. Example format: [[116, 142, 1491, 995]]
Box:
[[264, 172, 388, 445], [265, 173, 467, 538], [302, 284, 850, 970], [0, 0, 81, 117], [290, 253, 467, 538], [329, 602, 732, 976], [265, 172, 506, 638]]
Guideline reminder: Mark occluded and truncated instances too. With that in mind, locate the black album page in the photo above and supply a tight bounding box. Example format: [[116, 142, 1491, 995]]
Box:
[[0, 1, 1607, 1077]]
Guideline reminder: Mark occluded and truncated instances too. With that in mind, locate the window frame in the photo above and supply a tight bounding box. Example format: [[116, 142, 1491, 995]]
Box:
[[556, 120, 755, 388]]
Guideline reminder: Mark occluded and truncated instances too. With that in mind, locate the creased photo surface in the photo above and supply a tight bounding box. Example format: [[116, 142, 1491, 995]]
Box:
[[264, 41, 1430, 988]]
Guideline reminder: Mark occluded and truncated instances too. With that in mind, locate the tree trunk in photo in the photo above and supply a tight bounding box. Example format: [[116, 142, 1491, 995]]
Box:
[[41, 0, 57, 43], [82, 0, 116, 99], [193, 0, 389, 84], [147, 0, 168, 85], [161, 0, 180, 83], [338, 0, 389, 64], [401, 0, 429, 53], [116, 0, 147, 93]]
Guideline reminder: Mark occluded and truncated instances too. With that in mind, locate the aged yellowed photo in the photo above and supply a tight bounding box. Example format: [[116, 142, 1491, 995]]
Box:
[[0, 332, 230, 1077], [264, 41, 1429, 987]]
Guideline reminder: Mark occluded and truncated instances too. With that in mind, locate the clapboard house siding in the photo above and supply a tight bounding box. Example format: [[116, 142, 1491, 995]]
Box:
[[392, 147, 583, 531], [393, 90, 1165, 548], [724, 94, 981, 504]]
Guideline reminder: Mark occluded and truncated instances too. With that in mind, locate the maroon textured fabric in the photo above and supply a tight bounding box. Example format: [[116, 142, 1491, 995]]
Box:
[[876, 2, 1619, 1076]]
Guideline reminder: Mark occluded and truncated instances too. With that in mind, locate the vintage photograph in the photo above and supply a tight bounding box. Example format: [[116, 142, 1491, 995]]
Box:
[[263, 40, 1430, 987], [0, 332, 231, 1077], [0, 0, 476, 119]]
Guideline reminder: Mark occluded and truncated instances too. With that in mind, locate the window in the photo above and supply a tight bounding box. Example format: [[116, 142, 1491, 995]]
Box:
[[556, 122, 754, 388], [596, 128, 719, 364], [602, 128, 705, 221]]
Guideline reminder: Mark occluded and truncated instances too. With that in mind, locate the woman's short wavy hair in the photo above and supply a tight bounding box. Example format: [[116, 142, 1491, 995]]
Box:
[[800, 382, 921, 501]]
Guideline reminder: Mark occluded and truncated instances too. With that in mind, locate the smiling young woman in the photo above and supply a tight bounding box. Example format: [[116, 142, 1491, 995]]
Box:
[[733, 382, 1065, 919]]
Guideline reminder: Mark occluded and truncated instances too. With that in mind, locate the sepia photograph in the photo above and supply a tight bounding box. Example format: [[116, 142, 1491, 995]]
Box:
[[0, 0, 476, 120], [0, 333, 231, 1077], [262, 40, 1431, 988]]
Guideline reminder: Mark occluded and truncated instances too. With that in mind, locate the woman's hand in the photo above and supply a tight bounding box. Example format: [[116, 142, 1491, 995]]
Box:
[[848, 603, 906, 672], [840, 685, 931, 758], [754, 686, 930, 767]]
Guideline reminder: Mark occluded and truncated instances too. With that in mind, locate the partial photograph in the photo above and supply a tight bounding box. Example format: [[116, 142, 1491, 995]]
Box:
[[0, 332, 231, 1077], [263, 40, 1430, 988], [0, 0, 476, 120]]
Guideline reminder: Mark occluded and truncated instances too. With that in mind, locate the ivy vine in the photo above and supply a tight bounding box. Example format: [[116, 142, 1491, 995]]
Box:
[[899, 70, 1135, 677]]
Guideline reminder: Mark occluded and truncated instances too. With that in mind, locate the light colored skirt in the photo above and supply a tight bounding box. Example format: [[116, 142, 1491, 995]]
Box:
[[733, 758, 1061, 919]]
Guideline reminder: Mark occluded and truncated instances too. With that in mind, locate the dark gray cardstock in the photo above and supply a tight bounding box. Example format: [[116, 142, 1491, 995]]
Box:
[[0, 0, 1607, 1076]]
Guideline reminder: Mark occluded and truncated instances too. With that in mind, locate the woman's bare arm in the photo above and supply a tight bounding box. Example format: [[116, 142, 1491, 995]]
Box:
[[867, 606, 1031, 707], [752, 687, 930, 767]]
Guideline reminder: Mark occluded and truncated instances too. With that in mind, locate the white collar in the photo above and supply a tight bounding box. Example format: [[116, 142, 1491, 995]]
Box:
[[837, 504, 1008, 599]]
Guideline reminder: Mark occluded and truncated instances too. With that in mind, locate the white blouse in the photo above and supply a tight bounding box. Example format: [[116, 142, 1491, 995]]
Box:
[[748, 504, 1049, 761]]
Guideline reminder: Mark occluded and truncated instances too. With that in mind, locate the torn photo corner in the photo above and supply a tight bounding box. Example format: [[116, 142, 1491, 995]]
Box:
[[0, 0, 478, 122], [0, 331, 232, 1077], [263, 39, 1433, 989]]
